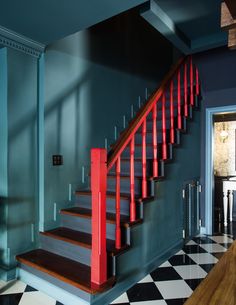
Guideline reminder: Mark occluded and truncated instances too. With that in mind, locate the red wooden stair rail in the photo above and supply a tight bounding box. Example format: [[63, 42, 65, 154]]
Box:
[[90, 56, 200, 286]]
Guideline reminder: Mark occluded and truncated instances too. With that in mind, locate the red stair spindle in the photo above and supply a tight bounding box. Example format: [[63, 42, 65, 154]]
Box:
[[190, 56, 194, 106], [142, 118, 147, 198], [115, 156, 121, 249], [162, 93, 167, 160], [184, 62, 188, 117], [130, 136, 136, 222], [177, 69, 182, 129], [196, 67, 200, 96], [170, 80, 175, 144], [152, 102, 158, 177]]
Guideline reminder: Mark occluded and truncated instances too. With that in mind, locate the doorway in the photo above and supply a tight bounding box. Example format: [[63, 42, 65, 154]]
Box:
[[205, 106, 236, 235]]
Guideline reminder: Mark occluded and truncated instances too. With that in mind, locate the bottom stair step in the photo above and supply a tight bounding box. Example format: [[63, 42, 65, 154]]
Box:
[[16, 249, 115, 294]]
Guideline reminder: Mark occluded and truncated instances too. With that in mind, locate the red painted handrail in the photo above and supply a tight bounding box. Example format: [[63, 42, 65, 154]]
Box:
[[90, 56, 201, 286]]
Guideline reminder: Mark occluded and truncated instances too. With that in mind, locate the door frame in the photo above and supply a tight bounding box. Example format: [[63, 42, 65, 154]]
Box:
[[205, 105, 236, 235]]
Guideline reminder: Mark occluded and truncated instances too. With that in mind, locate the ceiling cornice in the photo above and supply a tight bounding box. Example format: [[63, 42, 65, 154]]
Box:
[[0, 25, 45, 58]]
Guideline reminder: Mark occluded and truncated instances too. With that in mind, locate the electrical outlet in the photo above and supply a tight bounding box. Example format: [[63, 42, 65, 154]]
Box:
[[52, 155, 63, 166]]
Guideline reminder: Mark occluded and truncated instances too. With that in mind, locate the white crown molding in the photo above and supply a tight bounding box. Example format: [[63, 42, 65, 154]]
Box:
[[0, 25, 45, 58]]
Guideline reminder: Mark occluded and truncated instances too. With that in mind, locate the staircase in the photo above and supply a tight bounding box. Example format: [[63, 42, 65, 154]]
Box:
[[16, 56, 201, 302]]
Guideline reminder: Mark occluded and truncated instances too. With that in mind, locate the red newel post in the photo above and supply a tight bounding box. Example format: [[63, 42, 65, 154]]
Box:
[[142, 118, 147, 198], [91, 148, 107, 287], [115, 157, 121, 249], [177, 69, 182, 129], [170, 80, 175, 144]]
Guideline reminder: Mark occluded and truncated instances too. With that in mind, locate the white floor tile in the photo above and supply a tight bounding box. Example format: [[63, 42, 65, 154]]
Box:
[[159, 261, 171, 268], [175, 250, 185, 255], [186, 240, 197, 246], [199, 243, 227, 253], [138, 274, 154, 283], [1, 280, 26, 295], [209, 236, 234, 244], [131, 300, 167, 305], [111, 292, 129, 304], [155, 280, 192, 299], [174, 265, 207, 279], [19, 291, 56, 305], [188, 253, 218, 265]]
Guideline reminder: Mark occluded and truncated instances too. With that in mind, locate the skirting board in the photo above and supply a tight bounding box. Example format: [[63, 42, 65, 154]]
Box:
[[18, 268, 89, 305]]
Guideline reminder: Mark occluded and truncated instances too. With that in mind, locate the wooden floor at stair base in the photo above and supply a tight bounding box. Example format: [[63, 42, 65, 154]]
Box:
[[185, 240, 236, 305]]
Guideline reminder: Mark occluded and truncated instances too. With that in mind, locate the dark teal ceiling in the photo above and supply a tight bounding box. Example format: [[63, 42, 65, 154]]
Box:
[[0, 0, 228, 53], [0, 0, 147, 45]]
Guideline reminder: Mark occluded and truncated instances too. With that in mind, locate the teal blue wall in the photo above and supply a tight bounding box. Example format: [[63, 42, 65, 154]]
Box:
[[43, 11, 174, 230], [0, 48, 38, 279]]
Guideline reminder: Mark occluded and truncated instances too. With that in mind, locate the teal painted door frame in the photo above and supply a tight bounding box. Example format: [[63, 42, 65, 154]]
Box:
[[205, 105, 236, 235]]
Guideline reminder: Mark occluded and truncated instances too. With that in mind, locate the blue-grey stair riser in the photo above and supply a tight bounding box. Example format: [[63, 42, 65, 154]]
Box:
[[88, 175, 143, 196], [120, 137, 178, 159], [75, 193, 130, 216], [135, 130, 171, 144], [20, 264, 91, 302], [61, 213, 116, 240], [40, 234, 91, 266], [109, 159, 153, 176], [106, 176, 148, 196]]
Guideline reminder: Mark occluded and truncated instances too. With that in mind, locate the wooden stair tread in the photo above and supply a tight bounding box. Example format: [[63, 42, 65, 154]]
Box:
[[60, 207, 142, 227], [41, 227, 130, 256], [16, 249, 115, 294], [76, 190, 140, 200]]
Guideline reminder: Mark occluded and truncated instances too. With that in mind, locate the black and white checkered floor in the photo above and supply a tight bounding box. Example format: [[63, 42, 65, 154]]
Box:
[[0, 234, 234, 305]]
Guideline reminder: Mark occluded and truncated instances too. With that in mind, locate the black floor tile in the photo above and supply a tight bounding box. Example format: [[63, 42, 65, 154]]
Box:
[[24, 285, 37, 292], [166, 298, 188, 305], [199, 263, 215, 273], [56, 302, 65, 305], [220, 242, 233, 249], [185, 278, 203, 290], [168, 254, 196, 266], [127, 282, 163, 302], [151, 267, 182, 281], [182, 244, 207, 254], [211, 252, 224, 260], [192, 236, 216, 244], [0, 293, 23, 305]]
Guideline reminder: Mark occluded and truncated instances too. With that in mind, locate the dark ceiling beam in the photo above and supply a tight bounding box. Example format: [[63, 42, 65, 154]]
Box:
[[225, 0, 236, 19]]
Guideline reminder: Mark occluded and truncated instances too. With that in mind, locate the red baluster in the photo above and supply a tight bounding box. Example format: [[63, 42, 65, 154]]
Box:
[[91, 148, 107, 288], [152, 103, 158, 177], [184, 62, 188, 117], [115, 156, 121, 249], [162, 93, 167, 160], [142, 118, 147, 198], [190, 56, 194, 106], [130, 136, 136, 222], [170, 80, 175, 144], [177, 69, 182, 129], [196, 67, 200, 96]]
